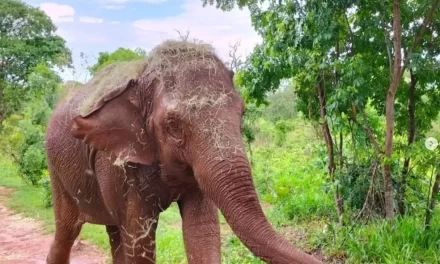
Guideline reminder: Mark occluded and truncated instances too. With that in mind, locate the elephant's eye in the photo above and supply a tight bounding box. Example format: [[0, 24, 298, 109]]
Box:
[[168, 120, 178, 130], [165, 118, 184, 143]]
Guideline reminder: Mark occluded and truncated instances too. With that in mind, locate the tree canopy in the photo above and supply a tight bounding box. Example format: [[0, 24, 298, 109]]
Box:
[[0, 0, 71, 120], [88, 47, 147, 75]]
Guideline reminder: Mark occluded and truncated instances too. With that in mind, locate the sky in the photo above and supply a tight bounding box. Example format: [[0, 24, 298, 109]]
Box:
[[23, 0, 262, 82]]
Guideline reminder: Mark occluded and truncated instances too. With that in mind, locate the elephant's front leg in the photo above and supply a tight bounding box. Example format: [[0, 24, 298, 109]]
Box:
[[120, 196, 159, 264], [178, 188, 221, 264], [120, 215, 158, 263]]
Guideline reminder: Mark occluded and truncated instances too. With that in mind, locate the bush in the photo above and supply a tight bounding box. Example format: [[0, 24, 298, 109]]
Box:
[[1, 100, 51, 186], [20, 143, 47, 185], [0, 64, 60, 186], [39, 170, 52, 208], [251, 122, 334, 221], [274, 119, 295, 146]]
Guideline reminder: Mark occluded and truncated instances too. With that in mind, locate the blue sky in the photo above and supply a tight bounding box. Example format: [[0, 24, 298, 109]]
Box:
[[24, 0, 261, 82]]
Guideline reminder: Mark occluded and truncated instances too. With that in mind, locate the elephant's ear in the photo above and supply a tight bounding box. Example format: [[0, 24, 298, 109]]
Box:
[[71, 79, 156, 165]]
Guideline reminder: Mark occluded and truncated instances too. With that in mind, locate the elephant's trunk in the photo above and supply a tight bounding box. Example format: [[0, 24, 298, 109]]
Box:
[[193, 154, 322, 264]]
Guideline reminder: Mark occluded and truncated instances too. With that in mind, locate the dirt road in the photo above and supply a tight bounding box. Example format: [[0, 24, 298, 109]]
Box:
[[0, 188, 107, 264]]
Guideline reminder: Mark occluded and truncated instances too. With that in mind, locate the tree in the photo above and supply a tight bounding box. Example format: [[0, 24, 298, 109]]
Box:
[[206, 0, 440, 221], [0, 64, 62, 185], [88, 47, 147, 75], [395, 0, 440, 216], [0, 0, 71, 121], [381, 0, 403, 219], [201, 0, 257, 10]]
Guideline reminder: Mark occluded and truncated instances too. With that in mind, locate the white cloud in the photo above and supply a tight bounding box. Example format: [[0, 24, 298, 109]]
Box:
[[80, 16, 105, 24], [39, 2, 75, 23], [132, 0, 261, 62], [102, 5, 125, 10], [100, 0, 167, 3], [109, 21, 122, 24]]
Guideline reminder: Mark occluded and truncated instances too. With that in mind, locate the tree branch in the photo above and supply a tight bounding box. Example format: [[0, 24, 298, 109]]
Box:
[[382, 20, 394, 78], [401, 0, 440, 77], [344, 12, 354, 56], [228, 41, 242, 71], [174, 29, 190, 41], [351, 107, 383, 156]]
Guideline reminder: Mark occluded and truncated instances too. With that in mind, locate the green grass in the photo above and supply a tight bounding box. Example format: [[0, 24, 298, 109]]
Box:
[[0, 157, 55, 234], [344, 216, 440, 264]]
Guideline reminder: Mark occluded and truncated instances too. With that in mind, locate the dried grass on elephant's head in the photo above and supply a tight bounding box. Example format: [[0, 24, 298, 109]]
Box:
[[79, 59, 148, 115], [145, 40, 218, 90], [144, 40, 233, 116]]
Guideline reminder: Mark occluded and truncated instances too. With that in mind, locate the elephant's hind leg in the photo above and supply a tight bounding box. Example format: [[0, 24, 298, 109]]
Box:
[[46, 175, 83, 264], [106, 225, 124, 264]]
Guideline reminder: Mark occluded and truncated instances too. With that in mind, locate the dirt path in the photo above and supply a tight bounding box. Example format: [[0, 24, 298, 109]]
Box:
[[0, 187, 108, 264]]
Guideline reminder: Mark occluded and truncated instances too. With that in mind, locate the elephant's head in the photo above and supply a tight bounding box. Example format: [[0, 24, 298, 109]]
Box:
[[71, 40, 321, 264]]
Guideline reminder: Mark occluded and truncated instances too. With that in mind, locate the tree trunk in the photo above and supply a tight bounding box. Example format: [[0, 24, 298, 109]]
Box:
[[383, 0, 402, 219], [338, 132, 344, 217], [317, 79, 343, 224], [425, 172, 440, 230], [339, 132, 343, 169], [398, 70, 417, 216]]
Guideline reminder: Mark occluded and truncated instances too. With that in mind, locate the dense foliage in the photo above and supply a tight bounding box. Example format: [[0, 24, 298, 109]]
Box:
[[88, 47, 147, 75], [0, 64, 63, 185], [207, 0, 440, 220], [0, 0, 71, 121], [203, 0, 440, 262]]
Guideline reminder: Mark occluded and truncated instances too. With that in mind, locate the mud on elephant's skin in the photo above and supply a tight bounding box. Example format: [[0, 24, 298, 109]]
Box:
[[44, 40, 322, 264]]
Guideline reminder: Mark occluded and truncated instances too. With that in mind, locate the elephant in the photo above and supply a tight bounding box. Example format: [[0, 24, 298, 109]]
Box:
[[44, 40, 322, 264]]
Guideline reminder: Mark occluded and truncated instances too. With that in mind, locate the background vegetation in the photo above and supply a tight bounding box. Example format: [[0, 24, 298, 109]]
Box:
[[1, 0, 440, 263]]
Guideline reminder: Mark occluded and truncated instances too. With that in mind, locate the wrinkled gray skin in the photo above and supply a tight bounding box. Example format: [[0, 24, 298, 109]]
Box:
[[44, 50, 322, 264]]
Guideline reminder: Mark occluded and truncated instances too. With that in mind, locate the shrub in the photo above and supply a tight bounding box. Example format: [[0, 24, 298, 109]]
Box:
[[39, 170, 52, 208], [1, 100, 51, 186], [274, 119, 295, 146], [20, 143, 47, 185], [251, 122, 334, 221]]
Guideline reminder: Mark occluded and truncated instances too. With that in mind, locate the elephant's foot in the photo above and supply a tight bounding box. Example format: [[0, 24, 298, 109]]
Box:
[[46, 238, 77, 264], [106, 225, 125, 264]]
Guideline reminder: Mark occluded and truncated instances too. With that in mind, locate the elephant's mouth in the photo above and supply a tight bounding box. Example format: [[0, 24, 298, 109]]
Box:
[[159, 164, 194, 187], [159, 166, 179, 186]]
